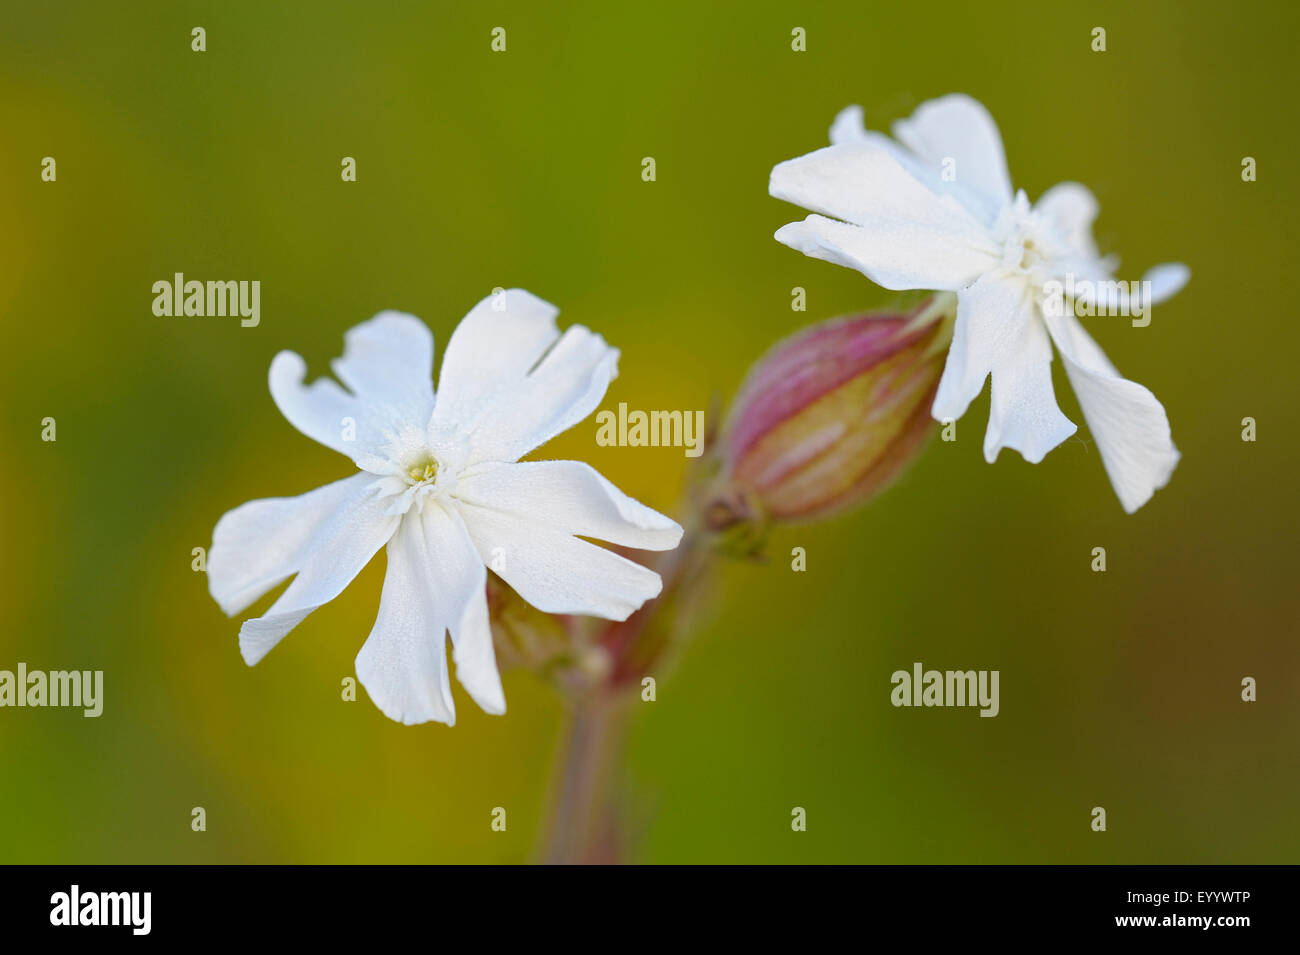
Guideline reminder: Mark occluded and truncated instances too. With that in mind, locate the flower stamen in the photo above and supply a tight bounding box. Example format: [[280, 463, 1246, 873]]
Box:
[[406, 458, 439, 485]]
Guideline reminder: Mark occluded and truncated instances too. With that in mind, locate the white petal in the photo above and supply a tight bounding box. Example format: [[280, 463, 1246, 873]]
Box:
[[429, 290, 619, 465], [770, 141, 999, 290], [1044, 312, 1180, 513], [447, 578, 505, 717], [355, 512, 457, 726], [330, 310, 435, 424], [771, 142, 997, 239], [422, 503, 506, 716], [1035, 185, 1190, 309], [1035, 182, 1101, 260], [1142, 263, 1190, 304], [454, 463, 674, 622], [468, 326, 619, 465], [828, 104, 1005, 226], [1060, 263, 1190, 317], [1043, 294, 1118, 376], [891, 94, 1013, 210], [355, 502, 505, 724], [774, 214, 996, 293], [237, 479, 399, 665], [934, 272, 1074, 460], [269, 351, 397, 472], [430, 289, 562, 432], [983, 308, 1078, 464], [208, 473, 374, 616], [829, 104, 869, 145], [456, 460, 683, 551]]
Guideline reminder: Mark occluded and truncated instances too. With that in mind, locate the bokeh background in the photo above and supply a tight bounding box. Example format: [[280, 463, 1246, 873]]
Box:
[[1, 0, 1296, 863]]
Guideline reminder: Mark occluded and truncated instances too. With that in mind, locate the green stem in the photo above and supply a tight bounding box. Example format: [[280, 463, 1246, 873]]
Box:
[[540, 691, 632, 864]]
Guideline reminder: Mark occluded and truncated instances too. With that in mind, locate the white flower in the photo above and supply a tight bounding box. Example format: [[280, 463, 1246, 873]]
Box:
[[770, 94, 1190, 512], [207, 290, 683, 725]]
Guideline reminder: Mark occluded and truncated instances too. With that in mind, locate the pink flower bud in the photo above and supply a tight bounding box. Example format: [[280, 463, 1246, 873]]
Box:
[[710, 303, 945, 529]]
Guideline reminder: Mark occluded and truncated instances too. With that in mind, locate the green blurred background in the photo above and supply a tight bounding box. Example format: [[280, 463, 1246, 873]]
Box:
[[1, 0, 1296, 863]]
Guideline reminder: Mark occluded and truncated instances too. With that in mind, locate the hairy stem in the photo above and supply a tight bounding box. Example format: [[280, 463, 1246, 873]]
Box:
[[540, 691, 633, 864]]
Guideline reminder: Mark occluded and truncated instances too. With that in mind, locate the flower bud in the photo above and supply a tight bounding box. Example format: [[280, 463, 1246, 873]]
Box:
[[708, 301, 947, 533]]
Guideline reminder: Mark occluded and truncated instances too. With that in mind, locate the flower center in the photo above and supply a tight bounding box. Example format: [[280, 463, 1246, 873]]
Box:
[[998, 213, 1056, 283], [366, 429, 463, 517], [1017, 237, 1043, 272], [994, 190, 1056, 282], [406, 458, 439, 485]]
